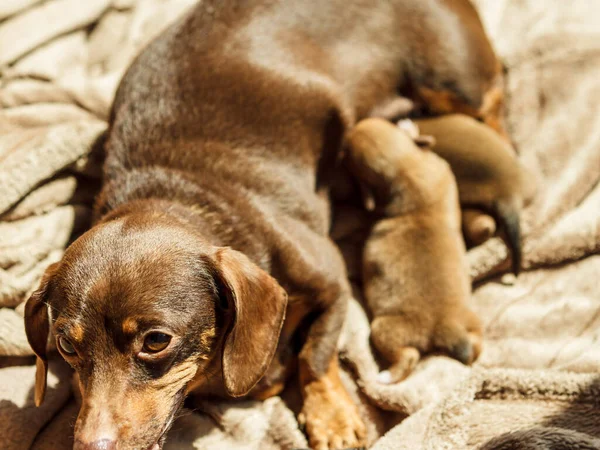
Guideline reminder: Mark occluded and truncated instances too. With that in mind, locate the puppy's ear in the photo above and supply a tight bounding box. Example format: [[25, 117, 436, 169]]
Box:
[[24, 262, 59, 407], [211, 248, 287, 397]]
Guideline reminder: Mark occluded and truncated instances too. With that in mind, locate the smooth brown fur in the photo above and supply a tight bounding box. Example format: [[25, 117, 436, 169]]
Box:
[[346, 118, 482, 383], [24, 1, 500, 448], [415, 114, 537, 274]]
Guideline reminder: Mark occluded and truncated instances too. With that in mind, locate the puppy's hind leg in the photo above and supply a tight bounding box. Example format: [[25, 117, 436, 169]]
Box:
[[370, 315, 423, 384], [433, 309, 483, 366]]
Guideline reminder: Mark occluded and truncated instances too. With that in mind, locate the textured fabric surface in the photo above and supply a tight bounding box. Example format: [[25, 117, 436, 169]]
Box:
[[0, 0, 598, 448]]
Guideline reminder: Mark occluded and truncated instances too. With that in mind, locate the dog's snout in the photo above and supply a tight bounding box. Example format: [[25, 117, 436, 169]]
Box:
[[74, 439, 117, 450]]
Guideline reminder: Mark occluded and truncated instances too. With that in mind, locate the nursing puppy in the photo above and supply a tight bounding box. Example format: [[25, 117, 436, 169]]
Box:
[[23, 0, 501, 449], [346, 118, 482, 384], [415, 114, 537, 274]]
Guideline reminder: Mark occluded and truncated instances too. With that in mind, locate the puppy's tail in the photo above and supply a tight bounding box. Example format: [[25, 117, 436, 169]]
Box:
[[493, 199, 522, 276]]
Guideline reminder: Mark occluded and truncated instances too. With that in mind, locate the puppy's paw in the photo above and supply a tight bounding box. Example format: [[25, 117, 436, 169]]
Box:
[[396, 119, 420, 140], [300, 375, 366, 450], [370, 96, 414, 121], [396, 119, 435, 149], [377, 347, 420, 384], [462, 209, 497, 247], [466, 312, 483, 363], [448, 337, 475, 366], [434, 314, 483, 365]]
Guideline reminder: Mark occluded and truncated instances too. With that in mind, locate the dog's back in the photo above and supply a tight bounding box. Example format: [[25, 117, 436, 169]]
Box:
[[99, 0, 501, 234]]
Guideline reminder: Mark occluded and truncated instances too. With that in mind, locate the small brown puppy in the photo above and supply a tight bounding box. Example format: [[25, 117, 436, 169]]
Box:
[[415, 114, 537, 275], [346, 118, 482, 384]]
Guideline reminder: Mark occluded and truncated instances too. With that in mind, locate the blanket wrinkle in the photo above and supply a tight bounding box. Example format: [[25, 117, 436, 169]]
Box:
[[0, 0, 599, 448], [0, 0, 111, 67], [3, 31, 88, 82], [0, 1, 43, 21]]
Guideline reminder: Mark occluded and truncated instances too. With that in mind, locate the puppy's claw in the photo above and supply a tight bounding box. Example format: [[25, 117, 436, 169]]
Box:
[[376, 370, 393, 384], [396, 119, 420, 140]]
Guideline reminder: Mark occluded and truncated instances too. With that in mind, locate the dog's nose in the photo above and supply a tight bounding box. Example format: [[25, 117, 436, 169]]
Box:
[[73, 439, 117, 450]]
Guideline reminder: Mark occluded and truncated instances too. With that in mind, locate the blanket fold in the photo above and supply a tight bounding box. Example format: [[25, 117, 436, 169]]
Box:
[[372, 369, 600, 450]]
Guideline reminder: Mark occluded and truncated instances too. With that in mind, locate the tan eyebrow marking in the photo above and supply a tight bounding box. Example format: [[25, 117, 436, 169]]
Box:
[[70, 323, 85, 342], [122, 317, 139, 335], [53, 317, 69, 332], [53, 318, 84, 342]]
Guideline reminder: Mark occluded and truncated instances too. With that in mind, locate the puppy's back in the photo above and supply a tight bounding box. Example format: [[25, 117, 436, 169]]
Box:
[[364, 211, 469, 319]]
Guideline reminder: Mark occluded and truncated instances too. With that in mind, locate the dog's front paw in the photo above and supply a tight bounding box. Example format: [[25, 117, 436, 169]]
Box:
[[299, 376, 366, 450]]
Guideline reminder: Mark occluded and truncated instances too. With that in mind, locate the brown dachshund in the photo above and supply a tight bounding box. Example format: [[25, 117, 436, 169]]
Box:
[[345, 118, 482, 384], [24, 1, 501, 449]]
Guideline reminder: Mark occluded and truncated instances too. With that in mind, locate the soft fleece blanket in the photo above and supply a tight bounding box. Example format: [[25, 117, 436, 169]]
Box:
[[1, 0, 599, 449]]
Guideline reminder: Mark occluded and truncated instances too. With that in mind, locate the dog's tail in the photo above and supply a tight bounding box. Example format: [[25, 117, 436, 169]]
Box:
[[493, 198, 522, 276]]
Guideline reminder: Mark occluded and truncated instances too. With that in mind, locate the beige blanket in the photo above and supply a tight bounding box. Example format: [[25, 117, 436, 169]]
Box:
[[1, 0, 599, 449]]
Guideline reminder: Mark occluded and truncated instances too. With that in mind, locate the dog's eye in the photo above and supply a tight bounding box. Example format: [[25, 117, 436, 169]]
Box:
[[58, 337, 76, 355], [143, 332, 172, 353]]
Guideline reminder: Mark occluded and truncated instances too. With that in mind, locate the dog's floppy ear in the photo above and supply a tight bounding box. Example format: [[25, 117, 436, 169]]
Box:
[[211, 247, 287, 397], [24, 262, 59, 407]]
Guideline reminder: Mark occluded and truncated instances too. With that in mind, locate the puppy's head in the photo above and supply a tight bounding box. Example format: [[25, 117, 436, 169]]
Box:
[[24, 213, 287, 449], [346, 118, 458, 217]]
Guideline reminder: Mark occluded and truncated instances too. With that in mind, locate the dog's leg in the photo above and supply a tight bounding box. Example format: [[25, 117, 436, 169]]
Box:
[[298, 289, 366, 450]]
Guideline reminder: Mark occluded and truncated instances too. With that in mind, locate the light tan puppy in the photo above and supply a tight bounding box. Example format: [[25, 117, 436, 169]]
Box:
[[415, 114, 537, 274], [346, 118, 482, 384]]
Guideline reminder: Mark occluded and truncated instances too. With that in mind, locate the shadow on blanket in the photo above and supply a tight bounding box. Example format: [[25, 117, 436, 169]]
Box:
[[480, 374, 600, 449], [0, 360, 73, 450]]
